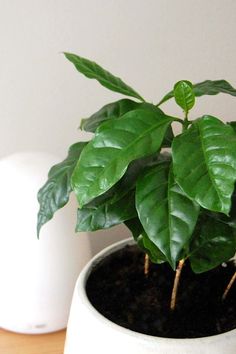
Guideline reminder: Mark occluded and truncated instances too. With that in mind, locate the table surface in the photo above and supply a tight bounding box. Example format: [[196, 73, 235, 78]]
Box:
[[0, 328, 66, 354]]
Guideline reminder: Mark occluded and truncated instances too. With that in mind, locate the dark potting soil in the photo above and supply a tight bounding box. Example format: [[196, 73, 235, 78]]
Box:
[[86, 245, 236, 338]]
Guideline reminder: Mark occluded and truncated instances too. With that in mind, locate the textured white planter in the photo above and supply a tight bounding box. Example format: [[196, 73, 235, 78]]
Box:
[[0, 152, 91, 334], [64, 238, 236, 354]]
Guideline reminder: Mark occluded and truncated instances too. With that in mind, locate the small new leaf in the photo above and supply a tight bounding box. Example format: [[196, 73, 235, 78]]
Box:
[[158, 79, 236, 106], [174, 80, 195, 114]]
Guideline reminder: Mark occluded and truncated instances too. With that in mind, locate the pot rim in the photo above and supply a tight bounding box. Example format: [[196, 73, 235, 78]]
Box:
[[76, 237, 236, 345]]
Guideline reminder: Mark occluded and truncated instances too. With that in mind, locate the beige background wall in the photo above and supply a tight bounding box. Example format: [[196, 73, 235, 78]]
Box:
[[1, 0, 236, 253]]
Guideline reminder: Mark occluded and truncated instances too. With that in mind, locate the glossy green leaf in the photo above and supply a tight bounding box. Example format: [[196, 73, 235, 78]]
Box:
[[189, 217, 236, 273], [136, 162, 200, 267], [157, 79, 236, 106], [125, 218, 143, 239], [37, 142, 87, 237], [80, 99, 140, 132], [193, 80, 236, 97], [76, 191, 136, 231], [206, 191, 236, 229], [72, 108, 173, 207], [109, 153, 161, 204], [172, 115, 236, 215], [174, 80, 195, 113], [64, 52, 144, 101], [138, 232, 167, 264], [124, 219, 166, 263], [80, 152, 161, 214], [157, 91, 174, 106], [81, 100, 174, 147]]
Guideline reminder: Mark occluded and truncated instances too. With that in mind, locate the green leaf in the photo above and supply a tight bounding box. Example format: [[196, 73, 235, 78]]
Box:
[[206, 191, 236, 229], [189, 217, 236, 273], [173, 80, 195, 113], [72, 108, 173, 207], [76, 191, 136, 231], [78, 152, 161, 223], [125, 219, 166, 263], [136, 162, 200, 267], [193, 80, 236, 97], [109, 153, 161, 204], [157, 91, 174, 106], [172, 115, 236, 215], [37, 142, 87, 237], [80, 100, 174, 147], [138, 232, 167, 264], [80, 99, 140, 133], [64, 52, 144, 101], [125, 218, 143, 239], [228, 121, 236, 134], [157, 79, 236, 106]]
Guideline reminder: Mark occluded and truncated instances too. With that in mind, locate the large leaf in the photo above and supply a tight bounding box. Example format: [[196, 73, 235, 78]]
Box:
[[72, 108, 173, 207], [172, 115, 236, 215], [189, 217, 236, 273], [64, 52, 144, 101], [37, 142, 87, 236], [157, 79, 236, 106], [81, 100, 174, 147], [173, 80, 195, 113], [136, 162, 200, 267], [76, 191, 136, 231]]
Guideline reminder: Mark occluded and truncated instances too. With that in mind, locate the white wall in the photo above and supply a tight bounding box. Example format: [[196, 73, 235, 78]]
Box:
[[1, 0, 236, 253]]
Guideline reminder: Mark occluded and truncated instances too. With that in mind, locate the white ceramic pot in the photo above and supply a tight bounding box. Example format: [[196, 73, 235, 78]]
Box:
[[0, 152, 92, 334], [64, 238, 236, 354]]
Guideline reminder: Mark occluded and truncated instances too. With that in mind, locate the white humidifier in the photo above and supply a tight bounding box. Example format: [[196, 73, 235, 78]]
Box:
[[0, 152, 91, 334]]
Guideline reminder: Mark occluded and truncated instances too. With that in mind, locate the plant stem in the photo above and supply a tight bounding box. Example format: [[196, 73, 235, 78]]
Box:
[[222, 271, 236, 301], [144, 253, 150, 277], [170, 259, 185, 311], [182, 111, 189, 131]]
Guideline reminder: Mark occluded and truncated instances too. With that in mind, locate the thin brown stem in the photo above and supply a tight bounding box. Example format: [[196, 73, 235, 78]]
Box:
[[144, 253, 150, 277], [222, 271, 236, 301], [170, 259, 185, 311]]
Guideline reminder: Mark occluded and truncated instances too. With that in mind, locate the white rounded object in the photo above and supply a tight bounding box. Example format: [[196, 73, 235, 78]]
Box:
[[64, 238, 236, 354], [0, 152, 91, 334]]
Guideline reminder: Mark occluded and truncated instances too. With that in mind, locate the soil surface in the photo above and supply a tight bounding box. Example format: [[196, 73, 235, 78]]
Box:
[[86, 245, 236, 338]]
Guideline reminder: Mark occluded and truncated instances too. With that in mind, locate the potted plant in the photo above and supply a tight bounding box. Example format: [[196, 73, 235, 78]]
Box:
[[37, 53, 236, 353]]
